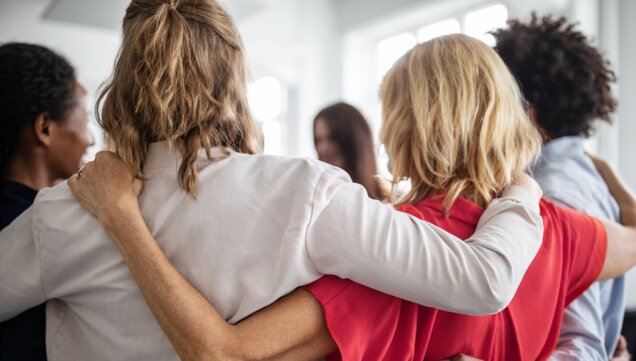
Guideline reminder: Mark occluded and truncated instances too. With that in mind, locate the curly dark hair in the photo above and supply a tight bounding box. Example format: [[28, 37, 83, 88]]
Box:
[[0, 42, 77, 176], [492, 14, 617, 139]]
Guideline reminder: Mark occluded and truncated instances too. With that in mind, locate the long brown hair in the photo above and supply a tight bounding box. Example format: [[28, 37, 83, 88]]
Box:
[[97, 0, 261, 195], [380, 34, 541, 213], [314, 102, 388, 201]]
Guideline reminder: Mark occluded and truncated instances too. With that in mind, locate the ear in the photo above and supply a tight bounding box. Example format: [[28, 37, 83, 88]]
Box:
[[33, 113, 54, 147]]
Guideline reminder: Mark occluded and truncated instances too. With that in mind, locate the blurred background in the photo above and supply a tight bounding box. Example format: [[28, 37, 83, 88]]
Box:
[[1, 0, 635, 304]]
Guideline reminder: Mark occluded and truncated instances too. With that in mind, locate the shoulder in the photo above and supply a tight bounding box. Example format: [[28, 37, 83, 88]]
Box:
[[539, 199, 605, 246], [227, 152, 351, 183], [32, 181, 76, 206], [31, 181, 95, 230], [533, 158, 615, 217]]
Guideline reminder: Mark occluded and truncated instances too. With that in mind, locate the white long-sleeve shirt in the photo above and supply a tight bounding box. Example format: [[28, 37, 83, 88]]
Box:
[[0, 142, 543, 361]]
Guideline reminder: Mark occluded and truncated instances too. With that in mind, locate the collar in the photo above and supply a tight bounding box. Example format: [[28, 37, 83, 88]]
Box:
[[541, 136, 586, 160], [413, 195, 484, 224], [144, 141, 230, 171], [0, 180, 38, 204]]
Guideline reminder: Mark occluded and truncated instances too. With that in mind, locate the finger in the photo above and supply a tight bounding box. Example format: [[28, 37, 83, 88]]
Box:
[[68, 175, 77, 192], [82, 161, 95, 178]]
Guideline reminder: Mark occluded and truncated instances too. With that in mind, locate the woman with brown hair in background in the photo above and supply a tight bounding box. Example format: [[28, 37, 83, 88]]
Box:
[[314, 102, 388, 201]]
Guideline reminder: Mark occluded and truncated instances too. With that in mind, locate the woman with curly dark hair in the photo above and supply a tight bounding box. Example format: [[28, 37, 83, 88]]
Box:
[[493, 14, 626, 361]]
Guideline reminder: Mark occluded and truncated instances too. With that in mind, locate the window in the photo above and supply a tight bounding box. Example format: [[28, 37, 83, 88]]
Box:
[[417, 18, 461, 43], [464, 4, 508, 46], [376, 32, 417, 79], [249, 76, 282, 121], [374, 4, 508, 80], [248, 76, 286, 155]]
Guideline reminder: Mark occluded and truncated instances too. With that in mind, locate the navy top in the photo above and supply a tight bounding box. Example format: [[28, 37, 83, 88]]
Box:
[[0, 180, 46, 361]]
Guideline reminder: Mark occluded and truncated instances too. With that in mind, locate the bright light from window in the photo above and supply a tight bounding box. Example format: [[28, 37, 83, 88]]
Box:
[[464, 4, 508, 46], [248, 76, 282, 121], [261, 120, 283, 155], [417, 19, 461, 43], [376, 32, 417, 79]]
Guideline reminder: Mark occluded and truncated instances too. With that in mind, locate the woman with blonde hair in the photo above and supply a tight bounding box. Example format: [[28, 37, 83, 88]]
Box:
[[0, 2, 546, 360], [70, 33, 636, 360]]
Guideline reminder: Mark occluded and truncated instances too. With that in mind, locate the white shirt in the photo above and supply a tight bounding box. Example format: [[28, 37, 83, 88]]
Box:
[[0, 142, 543, 361]]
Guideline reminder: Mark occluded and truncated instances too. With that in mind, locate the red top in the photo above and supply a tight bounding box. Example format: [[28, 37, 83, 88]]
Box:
[[305, 196, 607, 361]]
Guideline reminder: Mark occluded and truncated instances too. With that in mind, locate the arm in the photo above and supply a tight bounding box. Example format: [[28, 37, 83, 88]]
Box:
[[101, 203, 335, 361], [69, 152, 335, 361], [0, 206, 47, 321], [306, 168, 544, 315], [588, 155, 636, 280], [75, 152, 543, 316]]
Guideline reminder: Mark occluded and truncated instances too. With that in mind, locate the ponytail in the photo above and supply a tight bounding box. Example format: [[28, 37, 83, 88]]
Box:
[[98, 0, 261, 195]]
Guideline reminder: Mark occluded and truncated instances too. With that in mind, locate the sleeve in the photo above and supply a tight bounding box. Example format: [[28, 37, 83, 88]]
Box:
[[548, 284, 608, 361], [554, 205, 607, 305], [0, 206, 47, 321], [305, 167, 544, 316], [304, 275, 408, 361]]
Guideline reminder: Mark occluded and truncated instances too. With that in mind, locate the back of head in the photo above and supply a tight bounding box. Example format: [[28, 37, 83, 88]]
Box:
[[492, 14, 617, 139], [380, 34, 541, 212], [98, 0, 261, 195], [0, 43, 77, 178], [314, 102, 387, 200]]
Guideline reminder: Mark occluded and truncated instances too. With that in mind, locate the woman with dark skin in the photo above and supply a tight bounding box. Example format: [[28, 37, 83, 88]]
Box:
[[0, 42, 92, 361]]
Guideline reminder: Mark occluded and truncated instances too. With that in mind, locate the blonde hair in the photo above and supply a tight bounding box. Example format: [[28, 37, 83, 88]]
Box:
[[380, 34, 541, 213], [97, 0, 261, 195]]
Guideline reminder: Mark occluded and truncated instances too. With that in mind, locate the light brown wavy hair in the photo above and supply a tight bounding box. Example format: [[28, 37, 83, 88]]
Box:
[[97, 0, 261, 195], [380, 34, 541, 214]]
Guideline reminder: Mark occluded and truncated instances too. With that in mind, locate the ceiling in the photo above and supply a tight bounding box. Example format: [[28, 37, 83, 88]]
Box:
[[41, 0, 274, 30]]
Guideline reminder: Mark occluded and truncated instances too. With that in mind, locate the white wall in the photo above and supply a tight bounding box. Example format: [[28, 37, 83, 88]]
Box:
[[618, 0, 636, 191], [617, 0, 636, 309], [0, 0, 121, 160], [226, 0, 343, 157]]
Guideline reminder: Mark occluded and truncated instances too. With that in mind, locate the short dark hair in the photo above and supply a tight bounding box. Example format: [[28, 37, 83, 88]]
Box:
[[0, 42, 77, 175], [492, 14, 617, 139]]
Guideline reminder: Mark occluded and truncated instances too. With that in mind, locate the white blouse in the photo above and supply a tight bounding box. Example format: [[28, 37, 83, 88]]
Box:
[[0, 142, 543, 361]]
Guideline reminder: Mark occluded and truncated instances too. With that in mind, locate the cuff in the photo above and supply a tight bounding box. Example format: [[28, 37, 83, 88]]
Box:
[[500, 185, 541, 214]]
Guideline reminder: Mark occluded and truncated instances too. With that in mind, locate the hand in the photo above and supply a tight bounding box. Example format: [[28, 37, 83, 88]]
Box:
[[610, 335, 631, 361], [442, 354, 484, 361], [68, 151, 142, 222], [513, 173, 543, 201]]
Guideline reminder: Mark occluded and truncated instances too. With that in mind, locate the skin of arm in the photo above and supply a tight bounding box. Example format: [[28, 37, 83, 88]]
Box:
[[100, 200, 335, 361], [69, 151, 541, 359], [70, 153, 335, 361]]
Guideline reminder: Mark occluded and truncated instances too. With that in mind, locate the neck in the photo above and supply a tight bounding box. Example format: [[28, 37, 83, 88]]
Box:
[[4, 151, 54, 190]]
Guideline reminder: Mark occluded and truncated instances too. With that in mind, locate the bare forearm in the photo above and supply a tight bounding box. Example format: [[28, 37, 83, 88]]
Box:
[[589, 156, 636, 280], [590, 156, 636, 225], [599, 220, 636, 280], [101, 204, 232, 361], [100, 205, 334, 361]]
